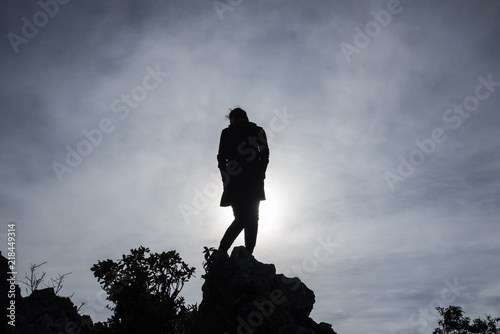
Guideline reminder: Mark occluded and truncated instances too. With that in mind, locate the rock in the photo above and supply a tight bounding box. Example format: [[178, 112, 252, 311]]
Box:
[[0, 252, 86, 334], [193, 247, 336, 334], [14, 287, 84, 334]]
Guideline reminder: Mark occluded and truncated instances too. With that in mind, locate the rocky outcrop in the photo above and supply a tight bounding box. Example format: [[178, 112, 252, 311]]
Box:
[[0, 253, 89, 334], [11, 287, 88, 334], [194, 247, 336, 334]]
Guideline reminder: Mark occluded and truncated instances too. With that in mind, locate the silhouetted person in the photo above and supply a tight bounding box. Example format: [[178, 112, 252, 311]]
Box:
[[217, 108, 269, 255]]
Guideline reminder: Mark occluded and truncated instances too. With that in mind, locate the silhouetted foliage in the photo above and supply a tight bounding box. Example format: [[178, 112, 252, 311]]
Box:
[[201, 246, 217, 279], [433, 306, 500, 334], [91, 246, 196, 334]]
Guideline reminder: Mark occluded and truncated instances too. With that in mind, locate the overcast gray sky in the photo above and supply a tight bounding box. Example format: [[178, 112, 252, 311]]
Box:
[[1, 1, 499, 333]]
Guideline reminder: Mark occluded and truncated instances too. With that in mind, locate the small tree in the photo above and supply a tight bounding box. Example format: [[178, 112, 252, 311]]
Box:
[[433, 306, 500, 334], [19, 261, 73, 296], [91, 246, 196, 334]]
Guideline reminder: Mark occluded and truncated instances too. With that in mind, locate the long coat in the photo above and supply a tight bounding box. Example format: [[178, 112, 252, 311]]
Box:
[[217, 120, 269, 207]]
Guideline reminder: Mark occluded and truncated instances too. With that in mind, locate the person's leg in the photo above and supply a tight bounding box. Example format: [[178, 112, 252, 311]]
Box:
[[243, 200, 260, 254], [218, 202, 245, 253]]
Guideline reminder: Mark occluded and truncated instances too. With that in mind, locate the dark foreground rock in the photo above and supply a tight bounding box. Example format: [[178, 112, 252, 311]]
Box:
[[10, 287, 89, 334], [1, 253, 89, 334], [193, 247, 336, 334]]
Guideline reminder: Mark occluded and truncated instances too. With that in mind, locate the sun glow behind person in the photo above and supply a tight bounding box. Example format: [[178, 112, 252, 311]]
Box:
[[258, 181, 288, 240], [215, 173, 295, 256]]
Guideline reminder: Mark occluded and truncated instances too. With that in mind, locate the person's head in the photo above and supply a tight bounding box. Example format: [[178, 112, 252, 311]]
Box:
[[227, 107, 249, 124]]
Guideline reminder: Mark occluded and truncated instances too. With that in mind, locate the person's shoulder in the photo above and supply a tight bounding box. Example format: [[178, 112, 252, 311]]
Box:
[[249, 122, 263, 130], [220, 127, 231, 138], [252, 123, 266, 133]]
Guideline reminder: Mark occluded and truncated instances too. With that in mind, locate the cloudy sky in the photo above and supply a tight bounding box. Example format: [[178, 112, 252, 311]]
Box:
[[1, 0, 499, 333]]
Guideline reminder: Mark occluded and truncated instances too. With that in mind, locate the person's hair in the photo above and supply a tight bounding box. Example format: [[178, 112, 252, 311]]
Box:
[[226, 107, 249, 122]]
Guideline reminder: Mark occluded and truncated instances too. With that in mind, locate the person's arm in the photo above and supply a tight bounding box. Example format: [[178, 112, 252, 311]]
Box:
[[257, 128, 269, 178], [217, 130, 228, 178]]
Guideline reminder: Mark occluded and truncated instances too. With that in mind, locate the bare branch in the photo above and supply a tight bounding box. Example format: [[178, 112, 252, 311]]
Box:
[[19, 261, 48, 295]]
